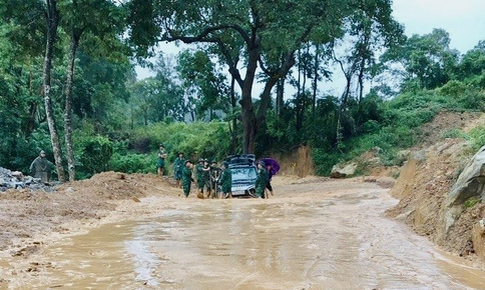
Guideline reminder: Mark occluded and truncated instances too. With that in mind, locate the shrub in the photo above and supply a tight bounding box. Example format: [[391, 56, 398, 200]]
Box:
[[77, 136, 113, 178], [467, 126, 485, 152], [110, 152, 154, 174]]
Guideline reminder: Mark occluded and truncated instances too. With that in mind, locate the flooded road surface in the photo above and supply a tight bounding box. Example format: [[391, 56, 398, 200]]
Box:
[[3, 180, 485, 289]]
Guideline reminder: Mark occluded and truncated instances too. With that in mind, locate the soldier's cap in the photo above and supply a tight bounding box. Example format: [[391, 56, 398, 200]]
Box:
[[258, 160, 266, 167], [198, 158, 204, 163], [159, 143, 164, 147], [185, 160, 193, 165], [40, 150, 46, 155], [211, 160, 217, 164], [222, 161, 229, 167], [203, 158, 209, 162]]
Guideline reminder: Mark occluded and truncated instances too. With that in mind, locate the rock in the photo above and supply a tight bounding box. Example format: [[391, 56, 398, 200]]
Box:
[[11, 171, 24, 181], [410, 150, 427, 163], [362, 176, 377, 183], [330, 162, 357, 179], [376, 177, 396, 189], [371, 146, 382, 154], [442, 145, 485, 233], [0, 167, 53, 192], [446, 145, 485, 207], [397, 150, 410, 160]]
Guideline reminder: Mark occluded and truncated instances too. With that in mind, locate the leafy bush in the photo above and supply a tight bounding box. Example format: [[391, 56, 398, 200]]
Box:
[[467, 126, 485, 152], [77, 135, 113, 178], [110, 152, 154, 174], [312, 148, 340, 176], [130, 121, 231, 163]]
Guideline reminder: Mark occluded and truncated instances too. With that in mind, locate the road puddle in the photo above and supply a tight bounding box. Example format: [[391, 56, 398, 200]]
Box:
[[3, 184, 485, 289]]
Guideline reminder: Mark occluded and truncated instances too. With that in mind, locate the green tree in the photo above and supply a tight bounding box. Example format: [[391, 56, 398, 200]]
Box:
[[59, 0, 126, 181], [128, 56, 185, 125], [381, 28, 459, 91], [177, 49, 230, 121], [127, 0, 401, 153]]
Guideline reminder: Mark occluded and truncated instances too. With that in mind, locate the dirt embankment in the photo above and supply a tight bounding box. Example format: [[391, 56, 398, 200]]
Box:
[[387, 112, 485, 259], [0, 172, 173, 255]]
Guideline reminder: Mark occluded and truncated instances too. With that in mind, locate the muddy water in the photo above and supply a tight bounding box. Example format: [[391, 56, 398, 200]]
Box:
[[3, 182, 485, 289]]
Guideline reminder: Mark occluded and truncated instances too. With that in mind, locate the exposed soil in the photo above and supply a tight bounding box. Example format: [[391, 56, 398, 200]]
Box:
[[1, 111, 485, 288], [418, 111, 482, 148], [1, 176, 485, 289], [0, 172, 173, 254], [386, 111, 485, 260]]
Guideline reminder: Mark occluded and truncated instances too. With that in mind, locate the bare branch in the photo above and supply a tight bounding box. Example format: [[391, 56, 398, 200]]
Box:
[[159, 24, 251, 46], [217, 42, 244, 87]]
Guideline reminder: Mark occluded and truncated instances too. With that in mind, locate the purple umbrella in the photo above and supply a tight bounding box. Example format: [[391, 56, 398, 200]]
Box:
[[261, 158, 280, 176]]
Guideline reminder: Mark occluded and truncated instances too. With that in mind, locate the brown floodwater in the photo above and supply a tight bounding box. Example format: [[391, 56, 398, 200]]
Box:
[[3, 182, 485, 290]]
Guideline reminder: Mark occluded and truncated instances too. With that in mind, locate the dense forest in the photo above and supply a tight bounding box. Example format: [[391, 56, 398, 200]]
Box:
[[1, 0, 484, 180]]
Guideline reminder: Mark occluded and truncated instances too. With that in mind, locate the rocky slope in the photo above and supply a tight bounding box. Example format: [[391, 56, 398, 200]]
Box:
[[388, 138, 485, 260]]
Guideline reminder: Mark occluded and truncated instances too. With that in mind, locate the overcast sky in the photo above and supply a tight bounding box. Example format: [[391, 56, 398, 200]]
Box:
[[392, 0, 485, 53], [135, 1, 485, 80]]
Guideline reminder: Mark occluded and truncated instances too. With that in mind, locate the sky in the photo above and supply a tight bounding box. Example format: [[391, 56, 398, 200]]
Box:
[[135, 0, 485, 82], [392, 0, 485, 53]]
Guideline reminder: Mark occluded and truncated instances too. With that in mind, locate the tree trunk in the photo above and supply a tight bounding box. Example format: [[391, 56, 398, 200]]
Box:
[[276, 78, 284, 117], [43, 0, 65, 182], [230, 76, 238, 153], [239, 48, 259, 154], [312, 45, 320, 118], [296, 49, 303, 132], [64, 31, 81, 182], [240, 83, 256, 154]]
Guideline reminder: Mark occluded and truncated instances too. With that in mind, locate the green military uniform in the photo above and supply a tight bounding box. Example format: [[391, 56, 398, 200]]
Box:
[[203, 163, 211, 196], [30, 154, 53, 184], [255, 166, 268, 198], [173, 156, 185, 180], [220, 167, 232, 196], [157, 149, 167, 170], [196, 162, 205, 192], [209, 165, 221, 197], [182, 165, 193, 197]]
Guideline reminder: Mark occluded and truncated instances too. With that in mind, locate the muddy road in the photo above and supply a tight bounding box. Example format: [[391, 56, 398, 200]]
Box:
[[1, 177, 485, 289]]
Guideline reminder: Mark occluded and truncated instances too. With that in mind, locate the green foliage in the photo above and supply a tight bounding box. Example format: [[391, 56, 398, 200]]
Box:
[[464, 197, 480, 209], [440, 129, 466, 140], [312, 148, 340, 176], [467, 126, 485, 152], [77, 135, 113, 178], [110, 152, 153, 174], [130, 121, 231, 163]]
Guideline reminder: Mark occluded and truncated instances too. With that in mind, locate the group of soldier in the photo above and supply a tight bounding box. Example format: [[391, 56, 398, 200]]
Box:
[[171, 152, 233, 199], [157, 144, 273, 199]]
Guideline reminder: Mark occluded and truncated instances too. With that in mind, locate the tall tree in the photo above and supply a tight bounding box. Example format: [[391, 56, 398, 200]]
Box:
[[43, 0, 66, 181], [59, 0, 125, 181], [380, 28, 459, 91], [128, 0, 381, 153], [177, 49, 230, 120]]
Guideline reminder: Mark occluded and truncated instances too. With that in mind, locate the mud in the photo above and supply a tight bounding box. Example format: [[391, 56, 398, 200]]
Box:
[[1, 177, 485, 289]]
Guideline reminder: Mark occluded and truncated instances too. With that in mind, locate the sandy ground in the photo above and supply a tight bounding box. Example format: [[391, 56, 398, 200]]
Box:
[[1, 173, 485, 289]]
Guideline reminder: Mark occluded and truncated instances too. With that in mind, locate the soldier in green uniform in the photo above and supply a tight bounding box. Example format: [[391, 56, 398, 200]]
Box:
[[220, 161, 232, 199], [203, 159, 212, 198], [29, 150, 53, 184], [196, 158, 205, 198], [173, 152, 185, 188], [181, 160, 194, 198], [209, 161, 221, 198], [157, 144, 167, 177], [255, 160, 268, 199]]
